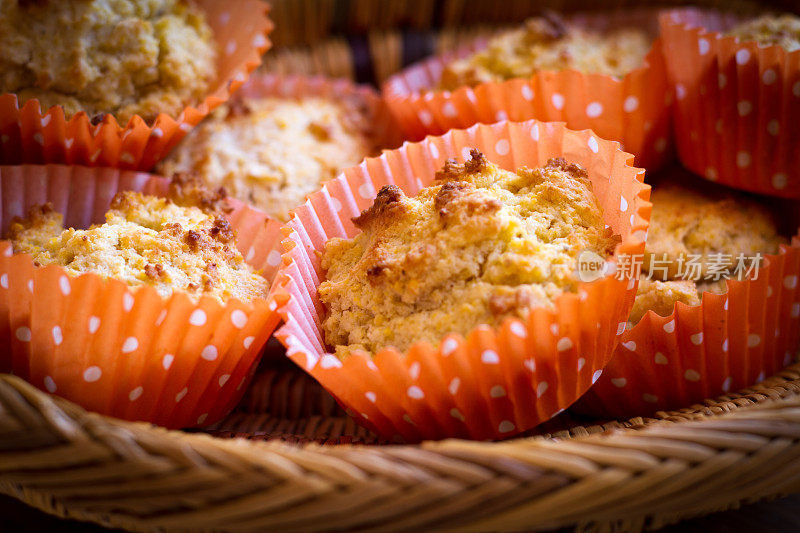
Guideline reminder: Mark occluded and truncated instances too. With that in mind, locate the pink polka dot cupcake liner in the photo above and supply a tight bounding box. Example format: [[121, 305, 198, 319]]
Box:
[[0, 0, 273, 171], [269, 119, 651, 442], [382, 9, 672, 171], [660, 8, 800, 197], [578, 226, 800, 418], [0, 165, 283, 429]]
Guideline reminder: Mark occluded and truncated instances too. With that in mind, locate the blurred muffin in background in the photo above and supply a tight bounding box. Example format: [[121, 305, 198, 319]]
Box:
[[158, 93, 377, 221], [0, 0, 218, 123], [439, 13, 651, 90]]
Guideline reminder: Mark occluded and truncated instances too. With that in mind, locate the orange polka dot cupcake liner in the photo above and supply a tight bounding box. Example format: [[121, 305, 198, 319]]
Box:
[[0, 165, 284, 429], [577, 227, 800, 418], [660, 8, 800, 197], [0, 0, 273, 171], [269, 119, 651, 442], [382, 9, 672, 172]]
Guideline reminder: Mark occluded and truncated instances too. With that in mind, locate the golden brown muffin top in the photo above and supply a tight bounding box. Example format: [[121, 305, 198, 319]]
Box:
[[318, 150, 619, 357], [438, 13, 651, 90], [629, 182, 784, 325], [0, 0, 217, 123], [643, 183, 784, 281], [727, 14, 800, 52], [8, 175, 268, 303], [157, 94, 377, 221]]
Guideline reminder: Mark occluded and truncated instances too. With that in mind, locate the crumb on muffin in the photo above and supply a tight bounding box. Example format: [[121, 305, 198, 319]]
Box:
[[0, 0, 218, 123], [727, 14, 800, 52], [630, 182, 785, 326], [8, 177, 267, 303], [438, 13, 651, 90], [157, 94, 377, 221], [318, 150, 619, 357]]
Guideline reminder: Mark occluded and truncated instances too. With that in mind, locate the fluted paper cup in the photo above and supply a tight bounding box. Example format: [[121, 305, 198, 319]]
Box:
[[270, 119, 651, 442], [660, 8, 800, 197], [383, 9, 672, 171], [579, 227, 800, 417], [0, 165, 283, 428]]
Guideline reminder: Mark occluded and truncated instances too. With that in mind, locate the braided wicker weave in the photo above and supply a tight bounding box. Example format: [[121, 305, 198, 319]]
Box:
[[3, 0, 800, 531], [1, 364, 800, 532]]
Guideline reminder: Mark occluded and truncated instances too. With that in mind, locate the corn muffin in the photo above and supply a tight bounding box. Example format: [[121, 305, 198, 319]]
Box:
[[8, 176, 267, 303], [629, 183, 784, 325], [318, 150, 619, 357], [727, 14, 800, 52], [157, 95, 377, 221], [0, 0, 217, 124], [438, 13, 651, 90]]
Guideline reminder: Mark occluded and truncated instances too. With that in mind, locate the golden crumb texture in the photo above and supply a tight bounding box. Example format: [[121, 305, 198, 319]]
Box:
[[0, 0, 217, 123], [8, 176, 268, 304], [630, 182, 784, 325], [158, 94, 377, 221], [318, 150, 619, 357], [438, 13, 651, 90], [727, 14, 800, 52]]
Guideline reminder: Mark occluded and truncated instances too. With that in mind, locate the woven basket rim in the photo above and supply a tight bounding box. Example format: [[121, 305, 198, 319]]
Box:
[[5, 358, 800, 448], [1, 361, 799, 531]]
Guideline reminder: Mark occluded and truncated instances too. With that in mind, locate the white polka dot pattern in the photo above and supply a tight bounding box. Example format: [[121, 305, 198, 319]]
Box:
[[201, 345, 218, 361], [481, 350, 499, 364], [586, 102, 603, 118], [494, 139, 510, 156], [52, 326, 63, 346], [83, 367, 102, 383], [15, 327, 31, 342], [189, 310, 207, 326], [498, 420, 515, 433], [735, 49, 750, 65], [59, 276, 71, 295], [121, 337, 139, 353]]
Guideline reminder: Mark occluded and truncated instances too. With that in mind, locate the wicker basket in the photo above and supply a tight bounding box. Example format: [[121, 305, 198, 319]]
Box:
[[2, 1, 800, 531]]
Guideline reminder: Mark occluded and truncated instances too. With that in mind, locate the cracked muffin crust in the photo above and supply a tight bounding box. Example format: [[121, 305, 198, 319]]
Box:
[[727, 14, 800, 52], [629, 182, 784, 325], [438, 13, 651, 90], [157, 94, 377, 221], [318, 150, 619, 357], [0, 0, 217, 123], [8, 176, 268, 303]]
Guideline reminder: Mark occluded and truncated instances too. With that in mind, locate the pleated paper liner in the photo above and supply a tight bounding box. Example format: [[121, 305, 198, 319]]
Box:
[[578, 229, 800, 418], [0, 0, 273, 171], [382, 9, 672, 171], [660, 8, 800, 198], [0, 165, 284, 429], [269, 119, 651, 442], [231, 73, 404, 151]]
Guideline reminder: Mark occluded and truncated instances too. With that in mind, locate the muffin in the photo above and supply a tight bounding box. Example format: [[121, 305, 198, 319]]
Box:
[[628, 182, 784, 325], [0, 0, 218, 124], [158, 94, 377, 221], [439, 13, 651, 90], [8, 175, 267, 303], [727, 13, 800, 52], [318, 150, 619, 357]]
